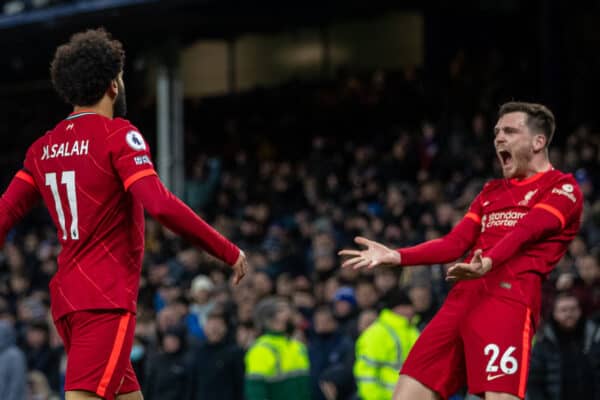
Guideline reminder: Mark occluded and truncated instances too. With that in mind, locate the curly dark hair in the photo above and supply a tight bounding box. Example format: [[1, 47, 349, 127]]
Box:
[[50, 28, 125, 107]]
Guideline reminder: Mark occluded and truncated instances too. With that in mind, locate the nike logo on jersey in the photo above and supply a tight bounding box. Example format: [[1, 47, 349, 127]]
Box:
[[487, 373, 506, 381]]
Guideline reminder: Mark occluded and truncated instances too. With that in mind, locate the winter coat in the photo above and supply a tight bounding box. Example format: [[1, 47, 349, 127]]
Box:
[[144, 349, 193, 400], [527, 320, 600, 400], [308, 331, 355, 400], [0, 321, 27, 400], [189, 339, 245, 400]]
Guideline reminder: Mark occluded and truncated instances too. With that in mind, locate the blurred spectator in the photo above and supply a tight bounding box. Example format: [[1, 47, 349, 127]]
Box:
[[185, 157, 222, 211], [357, 309, 378, 334], [374, 268, 400, 297], [187, 274, 215, 339], [527, 292, 600, 400], [144, 326, 193, 400], [332, 287, 359, 338], [308, 305, 354, 400], [0, 320, 27, 400], [23, 321, 60, 392], [354, 289, 420, 400], [130, 336, 148, 389], [190, 309, 244, 400], [275, 272, 294, 298], [27, 370, 59, 400], [253, 270, 274, 300], [573, 255, 600, 321], [236, 321, 257, 350], [355, 278, 380, 311], [245, 297, 310, 400], [408, 282, 438, 330]]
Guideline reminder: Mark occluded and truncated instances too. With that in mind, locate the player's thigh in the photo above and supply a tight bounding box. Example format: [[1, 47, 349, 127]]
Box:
[[65, 390, 102, 400], [116, 390, 144, 400], [393, 375, 442, 400], [462, 296, 533, 399], [485, 392, 520, 400], [66, 310, 137, 399], [401, 289, 473, 399]]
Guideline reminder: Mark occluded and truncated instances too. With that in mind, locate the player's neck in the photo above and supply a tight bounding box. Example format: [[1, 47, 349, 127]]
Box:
[[523, 156, 552, 178], [73, 98, 114, 119]]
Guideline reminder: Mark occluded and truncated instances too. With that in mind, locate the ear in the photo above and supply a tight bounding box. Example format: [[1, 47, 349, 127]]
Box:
[[107, 79, 118, 100], [532, 133, 546, 152]]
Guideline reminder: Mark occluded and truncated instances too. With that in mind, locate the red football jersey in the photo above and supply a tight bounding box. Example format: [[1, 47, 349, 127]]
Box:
[[459, 169, 583, 320], [19, 111, 157, 321]]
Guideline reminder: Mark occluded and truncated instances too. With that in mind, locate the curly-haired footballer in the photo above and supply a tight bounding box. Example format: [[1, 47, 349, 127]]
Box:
[[0, 28, 249, 400]]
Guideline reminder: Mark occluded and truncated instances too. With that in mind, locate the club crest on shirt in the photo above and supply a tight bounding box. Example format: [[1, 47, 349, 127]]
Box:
[[126, 131, 146, 151], [518, 189, 538, 206]]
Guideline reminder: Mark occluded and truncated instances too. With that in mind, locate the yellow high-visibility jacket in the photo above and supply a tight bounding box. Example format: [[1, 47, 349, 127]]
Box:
[[245, 332, 311, 400], [354, 309, 420, 399]]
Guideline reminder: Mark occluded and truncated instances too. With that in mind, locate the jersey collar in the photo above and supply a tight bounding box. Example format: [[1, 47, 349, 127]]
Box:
[[509, 166, 554, 186], [66, 110, 98, 120]]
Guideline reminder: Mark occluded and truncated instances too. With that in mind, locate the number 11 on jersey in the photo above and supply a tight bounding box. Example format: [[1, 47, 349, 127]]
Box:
[[45, 171, 79, 240]]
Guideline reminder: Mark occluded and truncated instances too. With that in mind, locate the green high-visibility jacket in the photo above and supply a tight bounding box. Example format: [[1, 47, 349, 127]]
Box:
[[354, 309, 420, 400], [245, 332, 311, 400]]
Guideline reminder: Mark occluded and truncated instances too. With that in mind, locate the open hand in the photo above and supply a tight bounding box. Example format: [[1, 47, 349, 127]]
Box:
[[338, 236, 401, 270], [446, 249, 492, 282], [232, 250, 248, 285]]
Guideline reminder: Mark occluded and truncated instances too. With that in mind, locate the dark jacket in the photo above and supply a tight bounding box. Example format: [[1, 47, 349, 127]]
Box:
[[527, 319, 600, 400], [189, 339, 245, 400], [144, 349, 193, 400], [308, 331, 355, 400], [25, 343, 62, 392], [0, 321, 27, 400]]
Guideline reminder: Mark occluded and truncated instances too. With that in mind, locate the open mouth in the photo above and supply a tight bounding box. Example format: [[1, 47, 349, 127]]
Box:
[[498, 150, 512, 168]]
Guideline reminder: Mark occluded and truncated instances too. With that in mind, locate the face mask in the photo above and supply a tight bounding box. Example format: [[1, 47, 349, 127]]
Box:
[[131, 344, 145, 362]]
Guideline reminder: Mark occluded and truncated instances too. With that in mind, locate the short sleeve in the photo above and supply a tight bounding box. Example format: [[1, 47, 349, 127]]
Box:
[[107, 123, 157, 190], [533, 176, 583, 229]]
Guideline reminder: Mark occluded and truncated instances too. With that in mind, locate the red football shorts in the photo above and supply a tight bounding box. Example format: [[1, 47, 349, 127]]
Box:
[[401, 287, 534, 399], [55, 309, 140, 400]]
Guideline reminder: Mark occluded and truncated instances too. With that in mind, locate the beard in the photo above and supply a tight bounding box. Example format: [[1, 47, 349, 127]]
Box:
[[511, 144, 534, 178], [499, 142, 534, 178], [113, 80, 127, 118]]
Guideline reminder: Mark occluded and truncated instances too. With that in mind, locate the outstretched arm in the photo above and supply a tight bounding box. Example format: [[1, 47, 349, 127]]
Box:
[[108, 123, 248, 282], [129, 174, 247, 284], [397, 215, 481, 265], [339, 215, 480, 270], [0, 172, 40, 246]]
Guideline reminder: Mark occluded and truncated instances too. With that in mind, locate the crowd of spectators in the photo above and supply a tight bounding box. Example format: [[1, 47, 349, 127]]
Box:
[[0, 55, 599, 399]]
